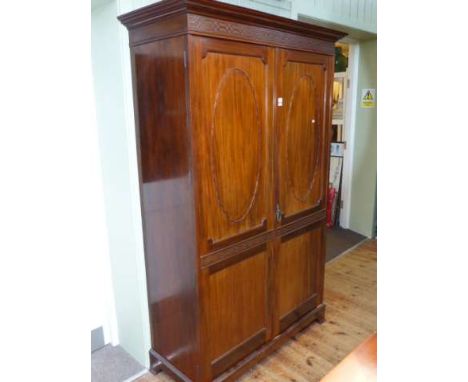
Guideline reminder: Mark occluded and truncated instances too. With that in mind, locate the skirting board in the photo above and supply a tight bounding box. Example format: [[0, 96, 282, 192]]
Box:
[[91, 326, 105, 353]]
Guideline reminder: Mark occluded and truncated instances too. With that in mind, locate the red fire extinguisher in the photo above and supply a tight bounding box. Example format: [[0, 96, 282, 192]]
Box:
[[326, 183, 337, 228]]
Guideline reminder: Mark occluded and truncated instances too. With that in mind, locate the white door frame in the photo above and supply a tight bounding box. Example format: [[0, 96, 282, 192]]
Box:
[[339, 41, 360, 229]]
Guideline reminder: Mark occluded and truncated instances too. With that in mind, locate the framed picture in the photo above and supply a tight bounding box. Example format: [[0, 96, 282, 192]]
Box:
[[332, 73, 346, 123], [327, 156, 343, 227], [330, 142, 345, 157]]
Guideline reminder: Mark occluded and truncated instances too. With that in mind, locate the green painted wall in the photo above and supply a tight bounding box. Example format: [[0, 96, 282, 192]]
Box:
[[349, 38, 377, 238], [218, 1, 377, 33], [293, 0, 376, 34], [92, 0, 151, 367]]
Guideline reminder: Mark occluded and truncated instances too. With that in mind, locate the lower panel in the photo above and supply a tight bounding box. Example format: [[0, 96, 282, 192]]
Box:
[[215, 304, 326, 382], [279, 293, 318, 333], [207, 247, 269, 377], [212, 329, 266, 377], [148, 304, 325, 382], [275, 224, 323, 334]]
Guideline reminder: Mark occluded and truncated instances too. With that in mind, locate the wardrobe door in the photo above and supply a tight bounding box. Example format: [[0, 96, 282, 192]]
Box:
[[273, 49, 332, 334], [189, 37, 273, 378], [276, 49, 332, 223], [274, 225, 324, 334], [189, 36, 273, 254]]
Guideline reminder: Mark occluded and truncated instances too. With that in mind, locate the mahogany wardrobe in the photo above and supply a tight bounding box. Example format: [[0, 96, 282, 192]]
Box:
[[119, 1, 345, 381]]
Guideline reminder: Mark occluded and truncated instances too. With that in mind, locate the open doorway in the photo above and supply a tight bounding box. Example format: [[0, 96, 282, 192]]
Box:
[[326, 42, 366, 262]]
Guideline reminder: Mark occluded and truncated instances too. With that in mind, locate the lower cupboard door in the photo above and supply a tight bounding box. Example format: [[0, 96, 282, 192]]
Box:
[[206, 245, 269, 377], [275, 224, 323, 335]]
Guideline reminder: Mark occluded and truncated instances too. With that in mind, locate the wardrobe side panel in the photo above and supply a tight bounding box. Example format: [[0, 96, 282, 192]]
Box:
[[132, 36, 199, 380]]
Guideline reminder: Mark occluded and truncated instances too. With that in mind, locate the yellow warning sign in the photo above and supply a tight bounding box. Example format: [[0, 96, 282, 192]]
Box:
[[361, 88, 376, 108]]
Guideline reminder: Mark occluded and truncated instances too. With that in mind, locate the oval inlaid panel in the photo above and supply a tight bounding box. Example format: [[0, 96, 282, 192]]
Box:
[[286, 75, 320, 203], [211, 68, 262, 222]]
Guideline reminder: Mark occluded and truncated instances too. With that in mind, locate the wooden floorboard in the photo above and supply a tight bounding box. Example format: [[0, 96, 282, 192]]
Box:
[[137, 239, 377, 382]]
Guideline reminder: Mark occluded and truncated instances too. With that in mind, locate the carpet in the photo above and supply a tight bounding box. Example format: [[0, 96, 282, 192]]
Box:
[[91, 345, 145, 382], [326, 226, 366, 262]]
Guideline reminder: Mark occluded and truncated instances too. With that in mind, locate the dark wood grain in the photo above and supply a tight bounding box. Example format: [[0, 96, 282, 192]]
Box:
[[132, 36, 199, 380], [214, 304, 326, 382], [139, 240, 376, 382], [188, 36, 273, 255], [206, 249, 268, 375], [211, 329, 266, 377], [149, 349, 192, 382], [207, 243, 267, 274], [187, 14, 336, 55], [276, 49, 329, 222], [119, 0, 344, 380], [200, 209, 325, 271], [279, 293, 318, 332], [274, 224, 322, 335], [207, 219, 267, 251], [118, 0, 346, 46]]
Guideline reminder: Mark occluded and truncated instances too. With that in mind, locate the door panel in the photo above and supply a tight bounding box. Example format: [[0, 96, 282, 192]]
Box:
[[207, 248, 268, 376], [275, 225, 323, 334], [276, 49, 331, 222], [189, 37, 273, 253]]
